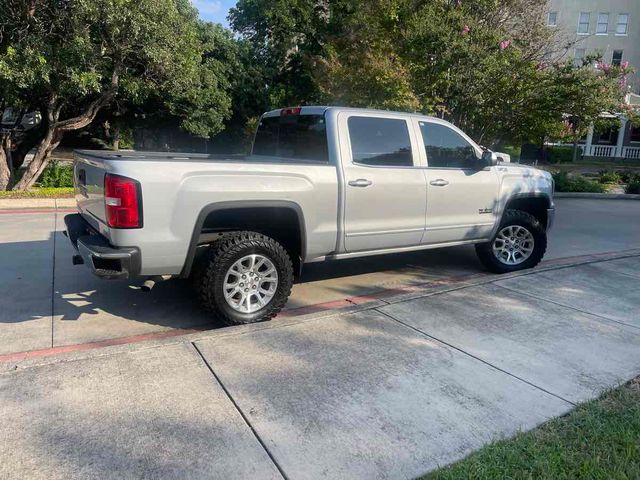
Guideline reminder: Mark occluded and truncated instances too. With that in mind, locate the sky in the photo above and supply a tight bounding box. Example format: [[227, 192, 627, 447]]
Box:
[[192, 0, 235, 27]]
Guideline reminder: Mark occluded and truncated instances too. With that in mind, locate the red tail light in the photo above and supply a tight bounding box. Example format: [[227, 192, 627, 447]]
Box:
[[104, 174, 142, 228]]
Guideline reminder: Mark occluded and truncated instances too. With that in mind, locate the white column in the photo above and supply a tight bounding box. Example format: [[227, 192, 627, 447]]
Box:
[[615, 116, 627, 159], [585, 124, 594, 157]]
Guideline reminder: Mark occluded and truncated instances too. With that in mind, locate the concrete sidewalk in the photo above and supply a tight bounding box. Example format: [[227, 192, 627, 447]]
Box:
[[1, 255, 639, 480]]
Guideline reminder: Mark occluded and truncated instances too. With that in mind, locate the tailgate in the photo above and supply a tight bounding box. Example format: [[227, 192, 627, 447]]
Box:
[[74, 152, 107, 225]]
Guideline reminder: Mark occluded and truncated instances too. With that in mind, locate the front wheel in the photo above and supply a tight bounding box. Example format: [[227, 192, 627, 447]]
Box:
[[197, 231, 293, 325], [475, 209, 547, 274]]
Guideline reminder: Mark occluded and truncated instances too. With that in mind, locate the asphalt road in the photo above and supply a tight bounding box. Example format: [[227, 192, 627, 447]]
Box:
[[0, 198, 638, 356]]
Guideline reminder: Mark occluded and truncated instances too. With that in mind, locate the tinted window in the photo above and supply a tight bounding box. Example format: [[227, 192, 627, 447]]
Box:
[[348, 117, 413, 167], [420, 122, 478, 169], [253, 114, 328, 162]]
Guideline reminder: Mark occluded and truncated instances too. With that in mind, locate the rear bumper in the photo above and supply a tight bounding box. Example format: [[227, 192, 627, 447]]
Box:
[[64, 213, 140, 279]]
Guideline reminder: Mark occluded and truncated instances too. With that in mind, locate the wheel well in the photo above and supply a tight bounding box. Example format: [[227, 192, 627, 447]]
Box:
[[505, 196, 549, 227], [198, 206, 304, 275]]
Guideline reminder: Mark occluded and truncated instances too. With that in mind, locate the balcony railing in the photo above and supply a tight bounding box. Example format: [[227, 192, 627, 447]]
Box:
[[588, 145, 615, 157], [622, 146, 640, 160]]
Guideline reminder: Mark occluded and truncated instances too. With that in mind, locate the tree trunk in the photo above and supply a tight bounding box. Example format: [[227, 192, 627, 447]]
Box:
[[12, 128, 62, 191], [0, 134, 11, 191], [572, 139, 579, 162], [112, 125, 121, 151]]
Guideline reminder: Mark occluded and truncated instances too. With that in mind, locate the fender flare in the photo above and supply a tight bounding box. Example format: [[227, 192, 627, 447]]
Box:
[[490, 192, 553, 238], [179, 200, 307, 278]]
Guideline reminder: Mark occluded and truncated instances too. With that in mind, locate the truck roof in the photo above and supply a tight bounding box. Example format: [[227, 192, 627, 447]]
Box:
[[262, 105, 440, 121]]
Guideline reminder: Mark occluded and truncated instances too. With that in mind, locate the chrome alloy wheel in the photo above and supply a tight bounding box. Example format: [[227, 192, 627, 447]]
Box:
[[492, 225, 535, 265], [223, 254, 278, 313]]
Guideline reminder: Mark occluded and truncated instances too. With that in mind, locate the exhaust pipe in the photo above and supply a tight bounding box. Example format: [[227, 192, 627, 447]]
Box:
[[140, 275, 171, 292]]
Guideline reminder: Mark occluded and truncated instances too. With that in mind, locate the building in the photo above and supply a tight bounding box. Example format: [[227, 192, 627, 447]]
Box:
[[545, 1, 640, 160]]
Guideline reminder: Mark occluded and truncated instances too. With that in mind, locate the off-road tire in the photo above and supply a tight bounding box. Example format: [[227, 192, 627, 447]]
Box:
[[475, 209, 547, 274], [196, 231, 293, 325]]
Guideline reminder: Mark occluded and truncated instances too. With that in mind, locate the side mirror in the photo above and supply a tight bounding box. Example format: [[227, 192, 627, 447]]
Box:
[[480, 149, 499, 167]]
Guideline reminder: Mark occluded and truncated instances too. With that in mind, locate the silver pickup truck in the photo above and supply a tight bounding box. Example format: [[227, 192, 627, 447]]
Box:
[[65, 106, 554, 325]]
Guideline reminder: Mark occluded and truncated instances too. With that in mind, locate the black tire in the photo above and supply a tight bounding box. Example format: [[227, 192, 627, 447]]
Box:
[[475, 209, 547, 274], [196, 231, 293, 325]]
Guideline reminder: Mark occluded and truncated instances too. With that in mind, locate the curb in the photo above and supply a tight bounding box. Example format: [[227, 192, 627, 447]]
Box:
[[0, 197, 76, 210], [554, 192, 640, 200], [2, 248, 639, 373]]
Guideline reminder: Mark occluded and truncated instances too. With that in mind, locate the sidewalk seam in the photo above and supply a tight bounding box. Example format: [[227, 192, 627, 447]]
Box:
[[190, 342, 289, 480], [494, 284, 640, 332], [375, 309, 577, 407]]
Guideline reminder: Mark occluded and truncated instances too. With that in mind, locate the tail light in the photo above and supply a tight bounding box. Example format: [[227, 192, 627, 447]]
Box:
[[104, 173, 142, 228]]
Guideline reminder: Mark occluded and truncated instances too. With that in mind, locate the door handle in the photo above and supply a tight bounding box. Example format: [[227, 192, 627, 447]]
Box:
[[429, 179, 449, 187], [348, 179, 373, 187]]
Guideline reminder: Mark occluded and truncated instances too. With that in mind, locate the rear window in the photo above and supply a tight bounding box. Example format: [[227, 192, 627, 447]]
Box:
[[252, 114, 329, 162]]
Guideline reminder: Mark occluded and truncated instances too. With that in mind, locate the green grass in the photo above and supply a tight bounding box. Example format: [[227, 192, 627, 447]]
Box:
[[423, 377, 640, 480], [0, 187, 75, 199]]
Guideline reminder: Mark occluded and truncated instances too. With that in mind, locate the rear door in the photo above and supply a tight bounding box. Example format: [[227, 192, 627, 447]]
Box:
[[339, 112, 427, 252], [415, 119, 499, 244]]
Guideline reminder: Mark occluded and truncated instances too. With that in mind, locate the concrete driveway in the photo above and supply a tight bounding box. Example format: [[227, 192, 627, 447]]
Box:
[[1, 249, 639, 479], [1, 198, 639, 358]]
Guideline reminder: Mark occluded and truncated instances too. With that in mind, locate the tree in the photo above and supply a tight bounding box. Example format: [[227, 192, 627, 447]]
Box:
[[230, 0, 628, 149], [0, 0, 234, 190]]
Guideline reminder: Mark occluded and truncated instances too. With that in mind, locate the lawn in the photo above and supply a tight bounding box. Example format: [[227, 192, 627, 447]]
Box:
[[0, 187, 75, 199], [423, 377, 640, 480]]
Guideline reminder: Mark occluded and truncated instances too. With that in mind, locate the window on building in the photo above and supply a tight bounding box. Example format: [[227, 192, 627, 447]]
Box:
[[548, 11, 558, 26], [596, 13, 609, 33], [253, 114, 329, 162], [348, 117, 414, 167], [574, 48, 586, 67], [419, 122, 478, 169], [631, 124, 640, 143], [616, 14, 629, 34], [578, 12, 590, 33], [612, 50, 624, 66]]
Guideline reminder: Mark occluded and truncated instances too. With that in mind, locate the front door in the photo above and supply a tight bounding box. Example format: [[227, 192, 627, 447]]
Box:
[[340, 113, 427, 252], [415, 119, 499, 244]]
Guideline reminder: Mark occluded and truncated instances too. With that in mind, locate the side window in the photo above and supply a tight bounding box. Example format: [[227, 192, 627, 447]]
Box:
[[419, 122, 478, 169], [347, 117, 413, 167]]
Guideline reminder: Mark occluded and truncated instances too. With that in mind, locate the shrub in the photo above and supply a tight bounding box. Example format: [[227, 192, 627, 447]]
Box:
[[38, 160, 74, 188], [552, 171, 607, 193], [598, 169, 621, 184], [619, 170, 640, 184], [546, 146, 578, 164], [625, 181, 640, 194]]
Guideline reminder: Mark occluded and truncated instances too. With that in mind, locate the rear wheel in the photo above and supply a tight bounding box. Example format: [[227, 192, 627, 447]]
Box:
[[475, 209, 547, 273], [197, 231, 293, 325]]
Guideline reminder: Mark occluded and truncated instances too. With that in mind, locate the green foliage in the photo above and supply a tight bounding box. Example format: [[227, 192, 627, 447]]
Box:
[[37, 161, 74, 188], [424, 378, 640, 480], [551, 171, 607, 193], [619, 170, 640, 184], [229, 0, 630, 147], [546, 146, 577, 164], [625, 181, 640, 194], [598, 169, 622, 184], [0, 187, 74, 198]]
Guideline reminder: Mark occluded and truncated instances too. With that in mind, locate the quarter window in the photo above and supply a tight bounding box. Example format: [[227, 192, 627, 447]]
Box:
[[616, 14, 629, 34], [578, 12, 590, 33], [347, 117, 413, 167], [596, 13, 609, 33], [420, 122, 478, 169]]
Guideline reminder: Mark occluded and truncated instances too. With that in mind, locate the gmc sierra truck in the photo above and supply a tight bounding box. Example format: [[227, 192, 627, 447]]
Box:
[[65, 106, 555, 325]]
